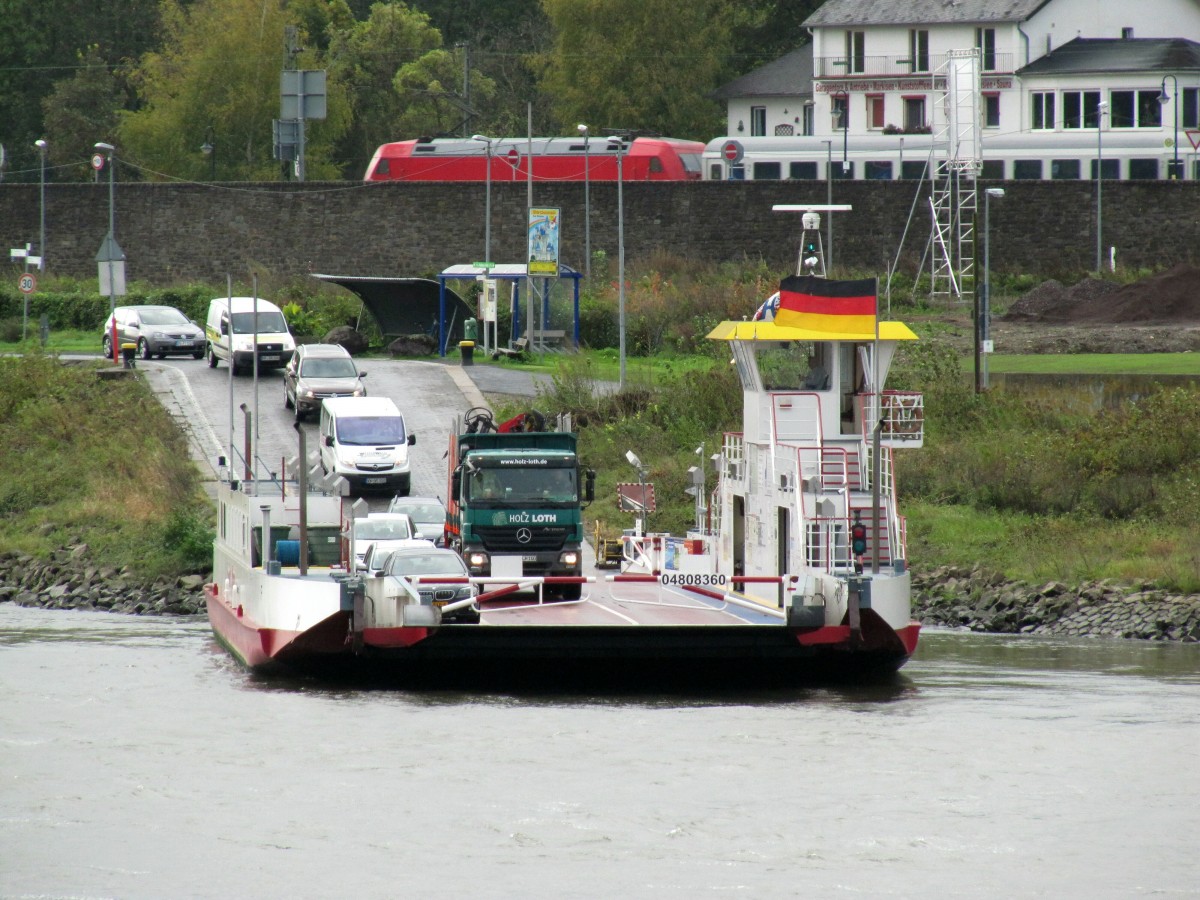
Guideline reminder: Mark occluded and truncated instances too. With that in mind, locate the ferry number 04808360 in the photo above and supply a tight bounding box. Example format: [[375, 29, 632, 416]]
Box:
[[658, 572, 727, 587]]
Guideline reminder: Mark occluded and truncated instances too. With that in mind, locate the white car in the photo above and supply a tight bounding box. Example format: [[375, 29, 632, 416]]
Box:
[[352, 513, 433, 570]]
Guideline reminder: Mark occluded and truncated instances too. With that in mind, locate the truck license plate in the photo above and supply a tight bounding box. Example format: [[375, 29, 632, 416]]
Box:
[[522, 555, 537, 562]]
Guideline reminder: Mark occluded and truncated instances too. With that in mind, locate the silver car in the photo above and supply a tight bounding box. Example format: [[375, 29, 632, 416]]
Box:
[[386, 496, 447, 546], [283, 343, 366, 421], [380, 547, 480, 623], [102, 305, 206, 360]]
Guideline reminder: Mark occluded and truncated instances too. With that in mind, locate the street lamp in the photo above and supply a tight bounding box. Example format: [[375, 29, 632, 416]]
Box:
[[1159, 75, 1180, 179], [1095, 101, 1108, 272], [471, 134, 494, 266], [34, 139, 46, 272], [94, 141, 120, 362], [833, 90, 850, 173], [606, 135, 627, 388], [980, 187, 1005, 391], [578, 123, 590, 277], [200, 125, 216, 180], [821, 139, 834, 271]]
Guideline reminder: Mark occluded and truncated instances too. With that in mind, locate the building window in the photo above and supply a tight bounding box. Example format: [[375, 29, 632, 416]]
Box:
[[845, 31, 865, 74], [750, 106, 767, 137], [909, 29, 929, 72], [753, 161, 781, 180], [803, 104, 815, 136], [1110, 90, 1163, 127], [904, 96, 926, 131], [1032, 91, 1055, 130], [789, 161, 819, 180], [975, 27, 996, 71], [1063, 91, 1101, 128], [1183, 88, 1199, 128], [1121, 27, 1134, 39], [832, 94, 848, 132], [867, 94, 885, 129], [983, 93, 1000, 128]]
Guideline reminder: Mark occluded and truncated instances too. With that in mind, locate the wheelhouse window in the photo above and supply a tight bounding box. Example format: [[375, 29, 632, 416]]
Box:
[[867, 94, 885, 129], [908, 29, 929, 72], [750, 106, 767, 137], [1063, 91, 1101, 128], [975, 27, 996, 71], [1032, 92, 1055, 130], [845, 31, 865, 73]]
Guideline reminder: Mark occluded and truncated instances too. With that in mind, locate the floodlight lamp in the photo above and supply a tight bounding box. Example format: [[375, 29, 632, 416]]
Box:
[[94, 142, 114, 152], [986, 188, 1005, 198], [577, 123, 588, 135], [625, 450, 643, 468]]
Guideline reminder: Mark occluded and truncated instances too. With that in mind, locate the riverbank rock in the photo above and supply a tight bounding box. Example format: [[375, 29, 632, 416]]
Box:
[[0, 550, 207, 617], [911, 565, 1200, 642]]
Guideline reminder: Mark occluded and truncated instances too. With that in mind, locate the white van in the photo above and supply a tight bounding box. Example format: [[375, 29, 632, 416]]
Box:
[[319, 397, 415, 495], [205, 296, 296, 374]]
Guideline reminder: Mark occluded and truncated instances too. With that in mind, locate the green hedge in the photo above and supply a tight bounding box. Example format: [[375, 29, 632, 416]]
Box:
[[0, 285, 213, 330]]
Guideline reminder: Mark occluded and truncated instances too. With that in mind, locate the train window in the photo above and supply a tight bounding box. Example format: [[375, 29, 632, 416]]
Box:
[[374, 159, 390, 176], [753, 162, 782, 180], [789, 161, 819, 180], [1090, 158, 1119, 180], [980, 160, 1004, 179], [1194, 159, 1200, 181], [865, 161, 893, 180], [709, 164, 723, 181], [1128, 159, 1159, 180], [900, 160, 928, 180], [650, 158, 663, 173], [1013, 160, 1043, 179], [831, 161, 854, 180], [680, 154, 701, 173], [1051, 159, 1081, 179], [729, 164, 746, 181]]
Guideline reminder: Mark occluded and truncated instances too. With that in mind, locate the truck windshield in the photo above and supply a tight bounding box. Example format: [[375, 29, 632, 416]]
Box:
[[230, 310, 288, 334], [337, 416, 407, 446], [469, 467, 577, 505]]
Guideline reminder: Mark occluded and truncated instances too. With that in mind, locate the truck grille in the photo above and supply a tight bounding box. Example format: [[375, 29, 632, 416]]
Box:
[[474, 525, 568, 552]]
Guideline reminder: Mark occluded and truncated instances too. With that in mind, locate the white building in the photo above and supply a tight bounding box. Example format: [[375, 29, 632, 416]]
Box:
[[713, 0, 1200, 179]]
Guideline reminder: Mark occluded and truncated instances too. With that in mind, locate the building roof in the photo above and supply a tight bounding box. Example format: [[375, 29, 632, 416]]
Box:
[[712, 46, 814, 100], [804, 0, 1049, 28], [1017, 37, 1200, 75]]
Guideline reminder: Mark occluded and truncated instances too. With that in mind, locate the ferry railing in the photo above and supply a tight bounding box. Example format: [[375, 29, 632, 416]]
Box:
[[771, 391, 823, 445], [859, 391, 925, 447]]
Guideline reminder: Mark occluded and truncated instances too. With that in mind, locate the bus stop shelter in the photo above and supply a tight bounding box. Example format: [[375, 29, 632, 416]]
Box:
[[437, 264, 582, 358]]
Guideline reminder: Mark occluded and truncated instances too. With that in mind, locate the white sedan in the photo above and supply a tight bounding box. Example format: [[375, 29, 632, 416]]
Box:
[[352, 513, 434, 570]]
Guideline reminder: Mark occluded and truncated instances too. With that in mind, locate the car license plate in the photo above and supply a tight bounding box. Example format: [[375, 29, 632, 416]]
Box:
[[262, 355, 280, 362], [365, 477, 386, 484], [175, 340, 193, 347], [433, 599, 447, 607]]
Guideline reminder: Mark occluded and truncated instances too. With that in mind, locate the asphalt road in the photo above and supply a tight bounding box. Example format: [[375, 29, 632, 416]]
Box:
[[140, 355, 493, 510]]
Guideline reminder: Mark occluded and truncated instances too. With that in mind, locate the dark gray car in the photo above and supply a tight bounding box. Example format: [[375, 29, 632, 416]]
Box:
[[283, 343, 367, 421]]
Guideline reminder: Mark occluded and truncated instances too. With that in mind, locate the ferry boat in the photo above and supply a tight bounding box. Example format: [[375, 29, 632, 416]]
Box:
[[205, 206, 923, 681]]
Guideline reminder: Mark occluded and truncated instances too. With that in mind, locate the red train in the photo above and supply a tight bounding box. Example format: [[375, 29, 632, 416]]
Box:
[[364, 135, 706, 182]]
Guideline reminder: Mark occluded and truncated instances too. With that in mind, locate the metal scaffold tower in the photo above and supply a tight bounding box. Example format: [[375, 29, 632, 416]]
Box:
[[929, 49, 982, 301]]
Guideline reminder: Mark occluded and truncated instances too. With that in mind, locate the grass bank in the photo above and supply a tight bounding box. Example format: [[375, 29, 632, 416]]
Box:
[[0, 354, 212, 578]]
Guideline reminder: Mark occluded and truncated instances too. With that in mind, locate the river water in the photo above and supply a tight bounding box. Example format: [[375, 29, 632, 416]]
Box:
[[2, 605, 1197, 899]]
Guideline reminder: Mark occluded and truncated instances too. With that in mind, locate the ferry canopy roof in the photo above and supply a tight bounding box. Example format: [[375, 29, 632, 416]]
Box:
[[706, 320, 919, 342]]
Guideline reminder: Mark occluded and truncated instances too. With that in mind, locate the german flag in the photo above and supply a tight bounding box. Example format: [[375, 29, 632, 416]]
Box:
[[774, 276, 877, 336]]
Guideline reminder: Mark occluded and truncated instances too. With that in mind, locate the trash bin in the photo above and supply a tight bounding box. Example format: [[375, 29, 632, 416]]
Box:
[[459, 340, 475, 366], [462, 317, 478, 343]]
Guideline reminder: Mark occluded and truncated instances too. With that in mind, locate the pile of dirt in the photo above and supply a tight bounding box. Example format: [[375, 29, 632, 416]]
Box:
[[1004, 264, 1200, 325]]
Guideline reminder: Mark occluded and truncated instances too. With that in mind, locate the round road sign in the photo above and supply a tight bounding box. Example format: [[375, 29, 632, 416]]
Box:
[[91, 153, 106, 171], [18, 273, 37, 294], [506, 147, 520, 163], [722, 140, 744, 164]]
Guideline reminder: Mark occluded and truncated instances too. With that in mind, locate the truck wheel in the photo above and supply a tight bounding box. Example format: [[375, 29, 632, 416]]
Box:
[[556, 583, 582, 601]]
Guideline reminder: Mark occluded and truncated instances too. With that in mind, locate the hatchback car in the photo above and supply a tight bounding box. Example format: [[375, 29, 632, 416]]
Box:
[[283, 343, 367, 421], [386, 496, 447, 546], [352, 513, 433, 570], [379, 547, 480, 623], [102, 305, 205, 360]]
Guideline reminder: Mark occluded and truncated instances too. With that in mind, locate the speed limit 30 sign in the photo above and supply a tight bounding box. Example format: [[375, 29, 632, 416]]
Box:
[[18, 273, 37, 294]]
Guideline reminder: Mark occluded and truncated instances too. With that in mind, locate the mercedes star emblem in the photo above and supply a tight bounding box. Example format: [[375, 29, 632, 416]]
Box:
[[516, 527, 532, 544]]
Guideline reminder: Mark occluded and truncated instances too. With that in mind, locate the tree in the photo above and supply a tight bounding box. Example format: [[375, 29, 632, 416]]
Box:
[[537, 0, 736, 140], [40, 48, 122, 182], [119, 0, 351, 181], [392, 47, 497, 139]]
